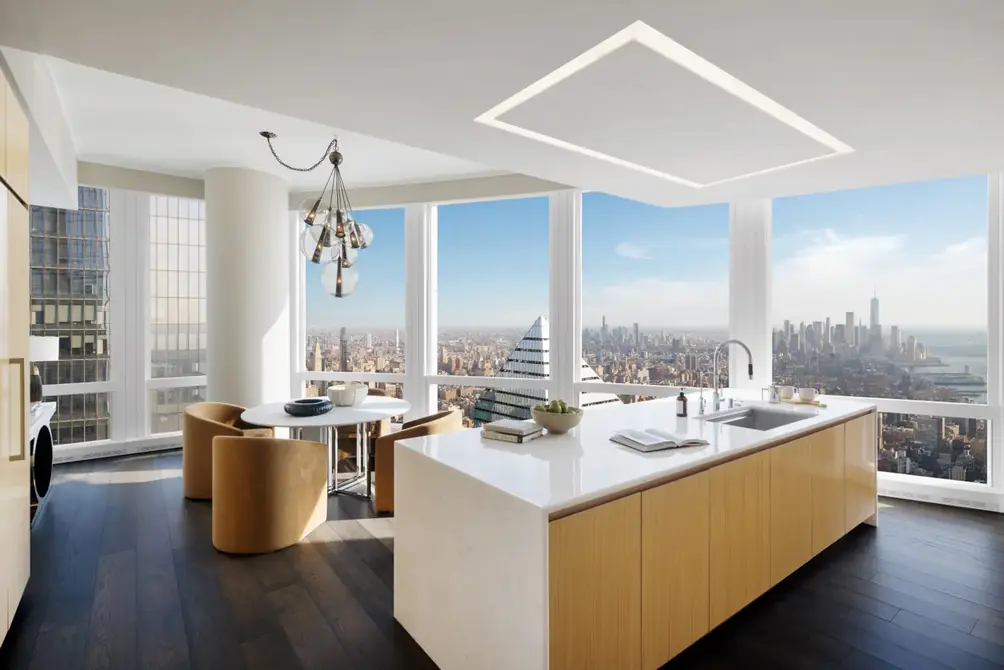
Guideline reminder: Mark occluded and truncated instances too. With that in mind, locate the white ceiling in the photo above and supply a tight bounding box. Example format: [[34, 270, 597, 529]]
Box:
[[2, 0, 1004, 206], [47, 58, 497, 190]]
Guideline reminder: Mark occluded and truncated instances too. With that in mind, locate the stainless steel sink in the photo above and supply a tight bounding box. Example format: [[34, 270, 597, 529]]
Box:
[[701, 406, 810, 431]]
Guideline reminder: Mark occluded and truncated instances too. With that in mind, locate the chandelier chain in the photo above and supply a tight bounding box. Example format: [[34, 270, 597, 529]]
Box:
[[262, 134, 339, 172]]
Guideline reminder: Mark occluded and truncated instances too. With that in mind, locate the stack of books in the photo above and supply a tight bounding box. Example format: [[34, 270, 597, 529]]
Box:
[[481, 419, 543, 444]]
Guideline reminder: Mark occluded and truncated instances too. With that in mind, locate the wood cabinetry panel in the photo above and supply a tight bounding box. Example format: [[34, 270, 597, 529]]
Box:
[[845, 412, 878, 531], [811, 425, 846, 555], [550, 493, 641, 670], [709, 451, 770, 628], [1, 75, 30, 640], [641, 472, 709, 669], [770, 437, 813, 585]]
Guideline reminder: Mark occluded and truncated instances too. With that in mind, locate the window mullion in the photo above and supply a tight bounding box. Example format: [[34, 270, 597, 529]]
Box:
[[729, 199, 772, 389]]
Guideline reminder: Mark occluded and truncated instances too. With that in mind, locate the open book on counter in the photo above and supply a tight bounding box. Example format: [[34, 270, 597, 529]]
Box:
[[610, 428, 709, 453]]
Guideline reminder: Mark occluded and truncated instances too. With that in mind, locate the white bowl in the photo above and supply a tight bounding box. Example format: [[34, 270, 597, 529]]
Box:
[[327, 382, 368, 407], [531, 407, 583, 435]]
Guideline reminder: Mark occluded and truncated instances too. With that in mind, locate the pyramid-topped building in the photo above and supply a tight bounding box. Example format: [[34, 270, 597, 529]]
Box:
[[471, 316, 621, 426]]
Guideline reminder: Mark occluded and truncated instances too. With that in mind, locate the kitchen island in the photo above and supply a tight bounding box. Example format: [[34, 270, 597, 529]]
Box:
[[394, 397, 877, 670]]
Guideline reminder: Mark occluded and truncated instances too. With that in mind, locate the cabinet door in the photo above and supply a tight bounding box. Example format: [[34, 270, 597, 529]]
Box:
[[4, 197, 30, 631], [811, 425, 846, 556], [770, 437, 813, 585], [641, 473, 709, 669], [549, 494, 641, 670], [709, 451, 770, 628], [845, 412, 878, 531]]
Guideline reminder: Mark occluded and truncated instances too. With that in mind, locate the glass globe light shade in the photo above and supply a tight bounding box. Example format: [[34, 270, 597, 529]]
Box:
[[337, 240, 358, 267], [356, 222, 374, 248], [321, 259, 359, 297], [299, 224, 341, 264], [298, 196, 329, 227]]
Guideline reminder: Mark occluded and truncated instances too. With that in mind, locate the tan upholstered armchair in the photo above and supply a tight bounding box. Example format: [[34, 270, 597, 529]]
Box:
[[373, 409, 462, 513], [212, 436, 328, 554], [182, 402, 273, 500], [335, 387, 394, 474]]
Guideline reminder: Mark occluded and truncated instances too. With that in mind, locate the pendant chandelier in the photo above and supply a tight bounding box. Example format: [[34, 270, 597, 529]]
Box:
[[260, 131, 373, 298]]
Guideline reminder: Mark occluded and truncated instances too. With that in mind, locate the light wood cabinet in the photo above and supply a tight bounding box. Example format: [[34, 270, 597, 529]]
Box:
[[708, 450, 770, 628], [641, 472, 709, 669], [0, 69, 30, 640], [811, 424, 846, 555], [769, 436, 813, 585], [549, 493, 641, 670], [845, 412, 878, 531]]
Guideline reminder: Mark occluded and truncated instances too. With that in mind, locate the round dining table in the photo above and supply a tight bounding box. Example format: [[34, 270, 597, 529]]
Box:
[[241, 396, 411, 498]]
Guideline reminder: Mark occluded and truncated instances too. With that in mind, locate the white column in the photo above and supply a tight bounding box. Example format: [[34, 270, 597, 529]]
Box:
[[205, 168, 290, 407], [987, 173, 1004, 499], [404, 203, 436, 421], [729, 199, 772, 391], [549, 190, 581, 405]]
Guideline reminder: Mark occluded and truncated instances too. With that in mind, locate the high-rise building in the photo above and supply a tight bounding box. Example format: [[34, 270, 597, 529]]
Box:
[[312, 340, 323, 372], [339, 326, 349, 371], [783, 320, 791, 340], [824, 317, 831, 346], [395, 328, 400, 351], [30, 186, 112, 444], [889, 326, 901, 355], [845, 312, 855, 346], [906, 335, 917, 361], [365, 332, 373, 349], [472, 316, 620, 425], [633, 322, 640, 347], [870, 296, 880, 330], [834, 323, 846, 345], [798, 322, 806, 353], [601, 315, 609, 345], [812, 321, 823, 350]]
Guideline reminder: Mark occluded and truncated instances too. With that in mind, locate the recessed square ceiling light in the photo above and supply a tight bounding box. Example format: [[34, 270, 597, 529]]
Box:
[[474, 20, 853, 188]]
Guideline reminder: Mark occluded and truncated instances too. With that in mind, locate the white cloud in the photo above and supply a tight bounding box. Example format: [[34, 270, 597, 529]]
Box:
[[614, 242, 651, 259], [584, 276, 728, 328], [772, 230, 986, 329]]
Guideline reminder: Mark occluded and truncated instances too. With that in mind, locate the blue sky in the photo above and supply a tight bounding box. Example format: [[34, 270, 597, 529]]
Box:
[[307, 174, 989, 331]]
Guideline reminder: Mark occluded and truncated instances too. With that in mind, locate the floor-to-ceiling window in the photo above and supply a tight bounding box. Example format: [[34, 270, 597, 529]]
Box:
[[578, 193, 730, 405], [435, 197, 550, 426], [149, 195, 208, 433], [772, 175, 991, 484], [300, 207, 406, 402], [30, 186, 112, 444]]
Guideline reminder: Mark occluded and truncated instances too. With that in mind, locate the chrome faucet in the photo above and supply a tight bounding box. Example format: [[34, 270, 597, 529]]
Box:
[[711, 339, 754, 412]]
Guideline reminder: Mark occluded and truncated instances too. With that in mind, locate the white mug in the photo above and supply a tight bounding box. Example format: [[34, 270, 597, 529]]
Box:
[[779, 385, 795, 400], [798, 387, 818, 402]]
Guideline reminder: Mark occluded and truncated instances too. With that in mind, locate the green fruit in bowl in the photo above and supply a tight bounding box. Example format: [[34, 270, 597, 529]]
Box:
[[547, 400, 561, 413]]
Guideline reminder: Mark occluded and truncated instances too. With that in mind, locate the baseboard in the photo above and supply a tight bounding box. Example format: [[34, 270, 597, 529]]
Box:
[[878, 483, 1002, 513], [52, 435, 182, 464]]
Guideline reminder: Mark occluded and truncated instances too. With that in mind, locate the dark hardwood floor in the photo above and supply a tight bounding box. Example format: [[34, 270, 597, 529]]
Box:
[[2, 451, 1003, 670]]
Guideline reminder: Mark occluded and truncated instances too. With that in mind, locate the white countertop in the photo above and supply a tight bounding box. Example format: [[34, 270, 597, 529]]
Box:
[[396, 396, 875, 515]]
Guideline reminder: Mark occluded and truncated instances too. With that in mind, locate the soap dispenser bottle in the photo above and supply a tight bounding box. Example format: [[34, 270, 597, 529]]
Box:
[[676, 388, 688, 417]]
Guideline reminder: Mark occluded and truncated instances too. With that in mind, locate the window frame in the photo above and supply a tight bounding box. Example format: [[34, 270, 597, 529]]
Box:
[[279, 174, 1001, 510]]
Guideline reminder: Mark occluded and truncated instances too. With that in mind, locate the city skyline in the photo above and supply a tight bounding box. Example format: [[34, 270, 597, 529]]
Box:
[[307, 174, 987, 330]]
